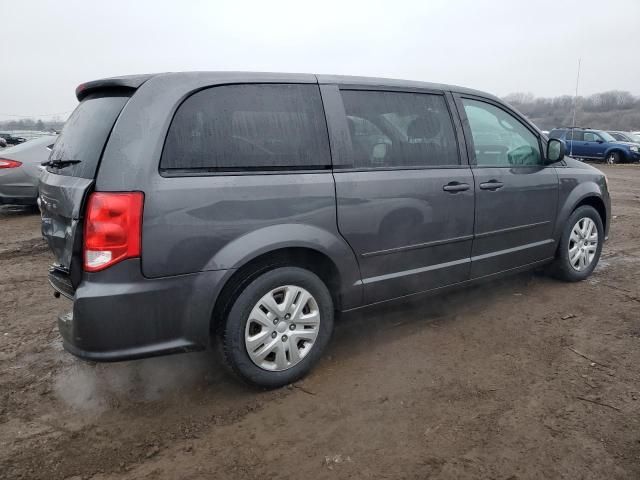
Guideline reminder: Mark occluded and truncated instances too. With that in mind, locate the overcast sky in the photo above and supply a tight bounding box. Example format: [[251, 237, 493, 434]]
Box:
[[1, 0, 638, 121]]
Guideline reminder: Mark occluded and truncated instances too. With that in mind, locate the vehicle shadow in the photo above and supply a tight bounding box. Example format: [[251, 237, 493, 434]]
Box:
[[50, 270, 553, 415], [329, 270, 551, 361], [0, 204, 39, 218]]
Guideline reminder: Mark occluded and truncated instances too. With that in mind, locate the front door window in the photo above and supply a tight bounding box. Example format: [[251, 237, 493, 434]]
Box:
[[462, 99, 542, 167]]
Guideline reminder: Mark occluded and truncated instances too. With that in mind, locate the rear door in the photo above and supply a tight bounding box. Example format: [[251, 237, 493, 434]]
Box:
[[323, 85, 475, 304], [566, 129, 585, 157], [582, 131, 607, 158], [39, 92, 131, 279], [455, 95, 559, 278]]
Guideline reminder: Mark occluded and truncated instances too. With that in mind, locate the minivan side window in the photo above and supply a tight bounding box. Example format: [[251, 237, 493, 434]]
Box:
[[340, 90, 459, 168], [462, 99, 542, 167], [161, 84, 331, 172]]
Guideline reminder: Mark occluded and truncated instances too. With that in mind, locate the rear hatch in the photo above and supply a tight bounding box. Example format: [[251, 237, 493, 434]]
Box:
[[39, 90, 132, 285]]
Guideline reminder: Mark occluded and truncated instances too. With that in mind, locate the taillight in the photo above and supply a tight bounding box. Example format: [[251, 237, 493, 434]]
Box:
[[0, 158, 22, 169], [83, 192, 144, 272]]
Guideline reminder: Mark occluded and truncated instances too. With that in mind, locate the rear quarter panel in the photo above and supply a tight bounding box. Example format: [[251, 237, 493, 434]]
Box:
[[140, 172, 354, 273], [94, 73, 363, 309]]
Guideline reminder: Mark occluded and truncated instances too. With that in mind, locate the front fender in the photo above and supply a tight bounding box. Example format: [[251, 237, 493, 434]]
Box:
[[553, 179, 607, 241], [208, 223, 363, 310]]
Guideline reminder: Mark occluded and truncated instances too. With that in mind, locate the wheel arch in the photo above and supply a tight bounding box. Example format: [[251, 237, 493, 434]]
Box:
[[553, 181, 608, 243], [210, 245, 355, 337], [574, 195, 607, 228], [604, 147, 627, 162], [206, 223, 362, 335]]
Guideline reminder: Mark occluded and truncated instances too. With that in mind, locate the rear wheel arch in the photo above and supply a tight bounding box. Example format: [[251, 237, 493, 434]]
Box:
[[211, 247, 343, 337]]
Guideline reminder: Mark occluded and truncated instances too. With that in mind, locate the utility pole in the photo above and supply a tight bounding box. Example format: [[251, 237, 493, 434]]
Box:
[[570, 58, 581, 157]]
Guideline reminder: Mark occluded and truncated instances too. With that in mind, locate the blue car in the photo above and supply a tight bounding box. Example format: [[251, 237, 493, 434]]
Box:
[[549, 127, 640, 164]]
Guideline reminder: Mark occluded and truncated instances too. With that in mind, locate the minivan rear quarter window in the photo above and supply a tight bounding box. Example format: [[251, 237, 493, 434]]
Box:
[[160, 84, 331, 172], [48, 91, 131, 179]]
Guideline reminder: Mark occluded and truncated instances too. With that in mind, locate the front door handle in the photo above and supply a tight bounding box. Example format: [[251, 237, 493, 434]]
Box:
[[442, 182, 470, 193], [479, 180, 504, 191]]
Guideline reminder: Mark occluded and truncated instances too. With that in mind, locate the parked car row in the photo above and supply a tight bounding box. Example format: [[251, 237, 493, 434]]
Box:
[[0, 121, 634, 210], [609, 131, 640, 144], [0, 132, 28, 146], [549, 127, 640, 164]]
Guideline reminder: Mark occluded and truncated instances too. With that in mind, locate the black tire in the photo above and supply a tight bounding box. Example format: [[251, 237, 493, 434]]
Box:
[[549, 205, 604, 282], [221, 266, 334, 388], [605, 151, 620, 165]]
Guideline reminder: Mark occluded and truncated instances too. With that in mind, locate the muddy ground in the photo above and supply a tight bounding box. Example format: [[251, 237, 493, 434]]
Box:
[[1, 164, 639, 480]]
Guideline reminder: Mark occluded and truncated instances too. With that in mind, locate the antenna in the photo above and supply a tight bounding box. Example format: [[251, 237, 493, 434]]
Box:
[[570, 58, 581, 157]]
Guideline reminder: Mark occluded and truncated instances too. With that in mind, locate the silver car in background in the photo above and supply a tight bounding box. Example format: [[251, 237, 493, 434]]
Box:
[[0, 135, 57, 206], [608, 131, 640, 144]]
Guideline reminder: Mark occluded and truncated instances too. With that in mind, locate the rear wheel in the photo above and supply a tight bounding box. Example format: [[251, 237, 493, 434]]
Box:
[[605, 151, 620, 164], [221, 267, 334, 388], [549, 205, 603, 282]]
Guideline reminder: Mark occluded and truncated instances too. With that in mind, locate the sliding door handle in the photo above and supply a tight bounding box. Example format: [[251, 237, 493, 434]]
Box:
[[443, 182, 470, 193], [479, 180, 504, 191]]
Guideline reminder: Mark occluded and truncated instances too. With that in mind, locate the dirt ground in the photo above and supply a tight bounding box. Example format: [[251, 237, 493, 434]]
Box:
[[1, 164, 639, 480]]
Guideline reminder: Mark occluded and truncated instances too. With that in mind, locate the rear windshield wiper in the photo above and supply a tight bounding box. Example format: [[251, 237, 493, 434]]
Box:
[[41, 159, 82, 169]]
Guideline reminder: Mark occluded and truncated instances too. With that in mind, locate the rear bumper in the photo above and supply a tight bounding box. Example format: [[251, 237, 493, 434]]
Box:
[[0, 170, 38, 205], [53, 259, 230, 362]]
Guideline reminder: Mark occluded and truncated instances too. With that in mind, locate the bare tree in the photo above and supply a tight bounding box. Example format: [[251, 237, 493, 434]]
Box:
[[503, 91, 640, 130]]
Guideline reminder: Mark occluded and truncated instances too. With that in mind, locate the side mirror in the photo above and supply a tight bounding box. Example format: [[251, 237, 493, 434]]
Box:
[[596, 139, 604, 144], [547, 138, 566, 163]]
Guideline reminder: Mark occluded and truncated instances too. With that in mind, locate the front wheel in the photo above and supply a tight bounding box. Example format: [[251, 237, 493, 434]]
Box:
[[605, 152, 620, 164], [549, 205, 604, 282], [221, 267, 334, 388]]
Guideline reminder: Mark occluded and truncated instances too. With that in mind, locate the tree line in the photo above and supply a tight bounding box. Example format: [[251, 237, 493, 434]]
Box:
[[503, 90, 640, 131], [0, 118, 65, 132]]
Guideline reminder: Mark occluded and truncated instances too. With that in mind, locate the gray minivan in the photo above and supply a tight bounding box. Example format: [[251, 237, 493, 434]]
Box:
[[40, 72, 610, 388]]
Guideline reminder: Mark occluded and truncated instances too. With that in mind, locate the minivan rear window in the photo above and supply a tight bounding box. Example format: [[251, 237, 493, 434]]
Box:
[[160, 84, 331, 172], [48, 91, 130, 179]]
